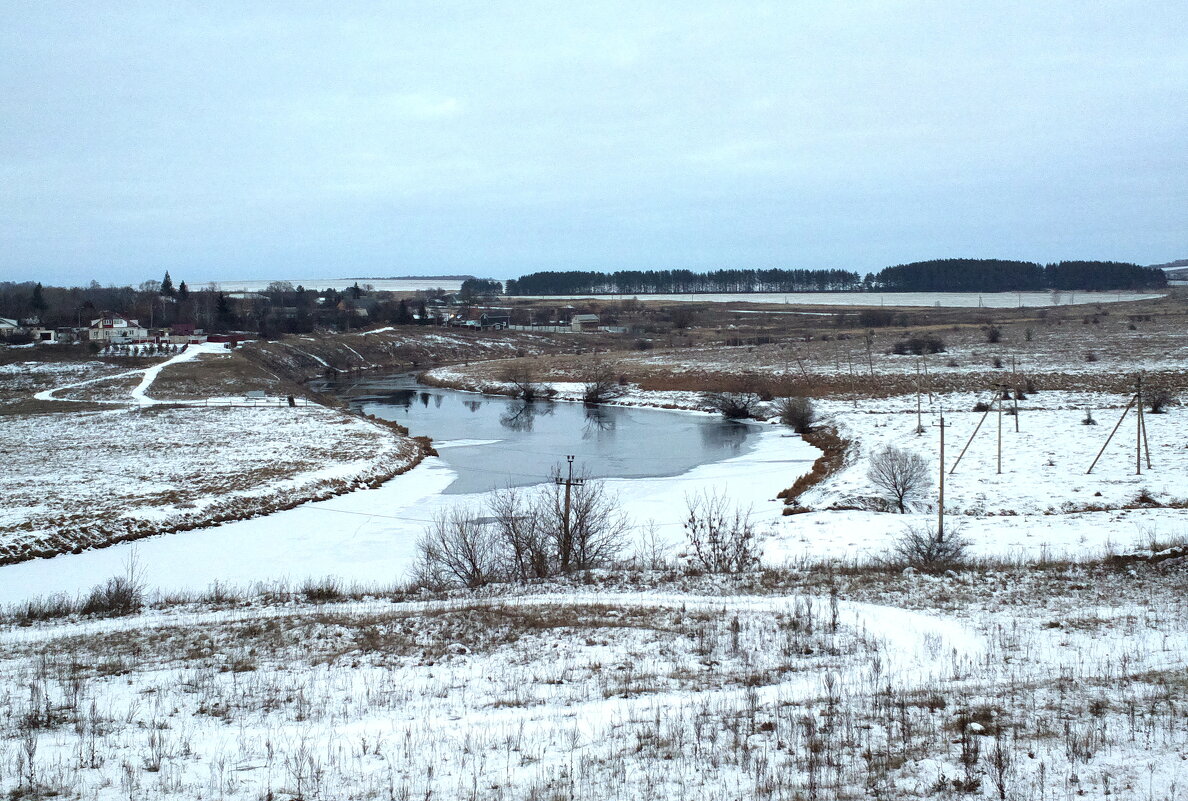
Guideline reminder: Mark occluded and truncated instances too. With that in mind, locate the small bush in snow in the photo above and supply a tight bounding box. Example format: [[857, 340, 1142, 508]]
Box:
[[81, 553, 145, 617], [683, 492, 760, 574], [891, 524, 968, 571], [1147, 386, 1174, 414], [774, 396, 815, 433]]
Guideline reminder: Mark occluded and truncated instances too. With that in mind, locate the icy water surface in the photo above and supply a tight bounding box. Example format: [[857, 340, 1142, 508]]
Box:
[[317, 373, 758, 494]]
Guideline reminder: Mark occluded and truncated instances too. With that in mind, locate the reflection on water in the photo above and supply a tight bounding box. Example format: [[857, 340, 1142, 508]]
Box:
[[500, 401, 554, 432], [315, 373, 761, 494], [583, 406, 615, 438]]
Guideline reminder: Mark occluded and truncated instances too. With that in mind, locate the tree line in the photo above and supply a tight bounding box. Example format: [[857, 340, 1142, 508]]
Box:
[[505, 259, 1168, 295], [506, 268, 863, 295], [0, 274, 455, 340], [873, 259, 1167, 292]]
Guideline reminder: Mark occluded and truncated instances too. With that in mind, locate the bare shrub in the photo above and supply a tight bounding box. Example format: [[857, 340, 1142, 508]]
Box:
[[867, 446, 931, 513], [702, 390, 761, 419], [418, 469, 629, 587], [582, 360, 629, 405], [413, 506, 504, 589], [684, 492, 761, 573], [299, 576, 345, 603], [81, 553, 145, 617], [488, 487, 553, 580], [1147, 386, 1174, 413], [984, 325, 1002, 343], [890, 335, 945, 355], [891, 524, 968, 571], [500, 362, 555, 402], [1082, 408, 1097, 425], [774, 396, 815, 433]]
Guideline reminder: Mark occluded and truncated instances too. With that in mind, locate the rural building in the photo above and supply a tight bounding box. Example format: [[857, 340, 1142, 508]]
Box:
[[0, 317, 21, 336], [87, 314, 149, 343], [571, 314, 600, 332]]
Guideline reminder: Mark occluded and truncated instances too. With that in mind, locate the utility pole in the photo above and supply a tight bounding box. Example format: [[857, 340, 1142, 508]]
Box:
[[936, 412, 947, 542], [996, 384, 1004, 475], [556, 455, 585, 571], [1086, 375, 1152, 475], [915, 362, 923, 435]]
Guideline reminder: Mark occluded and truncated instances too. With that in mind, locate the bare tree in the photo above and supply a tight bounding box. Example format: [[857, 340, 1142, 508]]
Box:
[[500, 361, 555, 402], [683, 492, 760, 573], [488, 487, 553, 580], [774, 396, 815, 433], [413, 506, 503, 588], [423, 467, 629, 584], [555, 471, 630, 571], [867, 445, 931, 513], [582, 360, 628, 405]]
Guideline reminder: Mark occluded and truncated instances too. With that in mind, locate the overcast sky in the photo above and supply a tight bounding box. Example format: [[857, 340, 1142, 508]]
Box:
[[2, 1, 1185, 286]]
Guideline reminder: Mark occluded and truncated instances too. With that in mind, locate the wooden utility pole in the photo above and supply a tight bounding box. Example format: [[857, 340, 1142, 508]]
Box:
[[996, 384, 1004, 475], [1086, 377, 1152, 475], [556, 455, 585, 571], [1137, 377, 1143, 475], [950, 391, 995, 475], [936, 412, 947, 542]]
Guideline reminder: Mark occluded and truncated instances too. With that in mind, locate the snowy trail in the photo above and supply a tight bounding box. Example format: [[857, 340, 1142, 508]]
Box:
[[32, 368, 144, 401], [0, 591, 985, 732], [33, 342, 230, 404], [128, 341, 225, 404]]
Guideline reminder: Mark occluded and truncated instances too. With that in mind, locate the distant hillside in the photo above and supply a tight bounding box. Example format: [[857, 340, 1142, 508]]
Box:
[[1147, 259, 1188, 270]]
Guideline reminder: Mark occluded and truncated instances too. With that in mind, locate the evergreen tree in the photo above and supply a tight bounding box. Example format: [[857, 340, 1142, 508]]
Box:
[[177, 281, 189, 303], [30, 282, 47, 317], [161, 271, 175, 296]]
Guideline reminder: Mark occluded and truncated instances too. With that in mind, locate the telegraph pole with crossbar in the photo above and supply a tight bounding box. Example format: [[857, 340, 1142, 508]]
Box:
[[556, 455, 585, 571]]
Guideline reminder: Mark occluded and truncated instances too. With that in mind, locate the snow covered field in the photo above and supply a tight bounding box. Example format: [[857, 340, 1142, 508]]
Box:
[[765, 393, 1188, 564], [3, 568, 1188, 800], [0, 344, 422, 564]]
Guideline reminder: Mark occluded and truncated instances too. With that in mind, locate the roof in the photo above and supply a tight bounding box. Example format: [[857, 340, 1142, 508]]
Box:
[[0, 317, 19, 328]]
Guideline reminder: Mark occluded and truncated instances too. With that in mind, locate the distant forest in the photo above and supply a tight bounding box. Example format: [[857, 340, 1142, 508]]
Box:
[[506, 260, 1168, 295], [506, 269, 863, 295]]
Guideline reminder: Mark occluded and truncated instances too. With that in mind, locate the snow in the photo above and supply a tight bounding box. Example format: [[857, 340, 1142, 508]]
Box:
[[128, 341, 228, 404], [762, 393, 1188, 564]]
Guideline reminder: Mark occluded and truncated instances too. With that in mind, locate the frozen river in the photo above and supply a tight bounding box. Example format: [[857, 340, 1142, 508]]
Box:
[[0, 382, 815, 605]]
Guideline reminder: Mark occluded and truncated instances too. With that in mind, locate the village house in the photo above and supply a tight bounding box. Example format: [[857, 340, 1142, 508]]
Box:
[[87, 313, 149, 343], [0, 317, 22, 337], [570, 313, 600, 332]]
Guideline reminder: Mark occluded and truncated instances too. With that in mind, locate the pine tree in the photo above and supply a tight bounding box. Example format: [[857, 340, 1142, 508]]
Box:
[[177, 281, 189, 303], [31, 283, 47, 317], [161, 271, 176, 297]]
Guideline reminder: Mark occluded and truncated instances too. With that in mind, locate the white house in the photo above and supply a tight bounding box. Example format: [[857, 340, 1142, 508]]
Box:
[[88, 314, 149, 343], [0, 317, 21, 336]]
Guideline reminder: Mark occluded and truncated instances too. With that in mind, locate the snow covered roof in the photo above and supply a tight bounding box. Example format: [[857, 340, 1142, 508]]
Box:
[[0, 317, 19, 328]]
